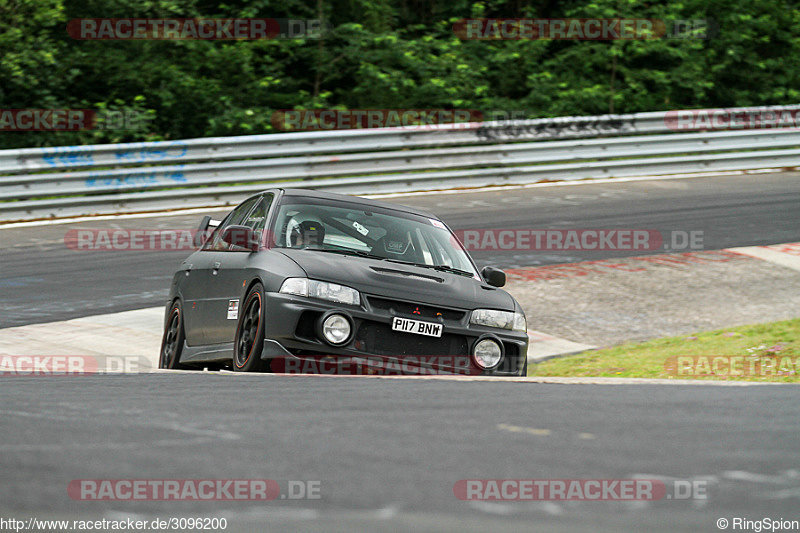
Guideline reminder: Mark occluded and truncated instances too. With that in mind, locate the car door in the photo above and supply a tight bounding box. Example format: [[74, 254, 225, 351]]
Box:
[[202, 194, 273, 345], [194, 196, 261, 345], [177, 212, 238, 346], [178, 249, 215, 347]]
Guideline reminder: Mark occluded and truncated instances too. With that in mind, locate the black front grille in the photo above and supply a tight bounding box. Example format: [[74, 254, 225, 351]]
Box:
[[367, 296, 466, 321], [355, 322, 468, 356]]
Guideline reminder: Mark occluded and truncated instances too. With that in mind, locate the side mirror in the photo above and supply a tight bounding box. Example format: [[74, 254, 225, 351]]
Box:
[[481, 266, 506, 287], [221, 225, 259, 251]]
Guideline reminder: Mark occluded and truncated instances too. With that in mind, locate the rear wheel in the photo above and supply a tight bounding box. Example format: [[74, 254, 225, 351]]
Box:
[[233, 283, 268, 372], [159, 301, 192, 369]]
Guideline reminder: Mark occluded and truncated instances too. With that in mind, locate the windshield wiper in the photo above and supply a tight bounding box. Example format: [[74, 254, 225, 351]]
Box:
[[418, 264, 476, 277], [310, 248, 387, 261]]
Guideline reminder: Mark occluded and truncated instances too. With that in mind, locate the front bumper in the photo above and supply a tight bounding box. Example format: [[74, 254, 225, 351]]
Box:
[[260, 292, 528, 376]]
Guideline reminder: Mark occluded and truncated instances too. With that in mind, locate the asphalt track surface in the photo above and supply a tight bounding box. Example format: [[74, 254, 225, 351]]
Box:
[[1, 375, 798, 532], [2, 171, 800, 328]]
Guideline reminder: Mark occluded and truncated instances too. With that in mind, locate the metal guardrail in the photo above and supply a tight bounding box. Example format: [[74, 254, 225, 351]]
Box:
[[1, 104, 799, 221]]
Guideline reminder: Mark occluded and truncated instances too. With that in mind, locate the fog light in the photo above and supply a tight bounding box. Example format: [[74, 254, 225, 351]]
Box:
[[473, 338, 502, 369], [321, 313, 352, 345]]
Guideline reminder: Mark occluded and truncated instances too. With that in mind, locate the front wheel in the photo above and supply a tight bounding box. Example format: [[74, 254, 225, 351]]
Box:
[[159, 300, 192, 369], [232, 283, 268, 372]]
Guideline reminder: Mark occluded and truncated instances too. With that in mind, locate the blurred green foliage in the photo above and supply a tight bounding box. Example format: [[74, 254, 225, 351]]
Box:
[[1, 0, 798, 148]]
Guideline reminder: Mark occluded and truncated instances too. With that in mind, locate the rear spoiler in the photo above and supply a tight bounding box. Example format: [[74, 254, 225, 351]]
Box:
[[195, 215, 222, 246]]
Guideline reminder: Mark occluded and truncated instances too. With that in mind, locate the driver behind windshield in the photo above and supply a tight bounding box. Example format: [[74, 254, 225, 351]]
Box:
[[288, 219, 326, 248], [271, 199, 478, 277]]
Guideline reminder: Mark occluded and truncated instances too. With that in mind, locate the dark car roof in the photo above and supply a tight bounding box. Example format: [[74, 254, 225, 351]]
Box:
[[275, 188, 439, 219]]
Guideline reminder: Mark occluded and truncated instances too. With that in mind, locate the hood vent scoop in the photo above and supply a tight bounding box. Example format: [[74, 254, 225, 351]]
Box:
[[370, 266, 444, 283]]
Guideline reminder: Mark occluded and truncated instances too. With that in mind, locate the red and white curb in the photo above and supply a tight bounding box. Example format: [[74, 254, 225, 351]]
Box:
[[727, 242, 800, 272], [0, 307, 164, 366]]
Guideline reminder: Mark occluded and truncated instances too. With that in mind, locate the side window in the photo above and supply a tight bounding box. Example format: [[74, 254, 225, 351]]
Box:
[[203, 196, 260, 252], [243, 194, 273, 244]]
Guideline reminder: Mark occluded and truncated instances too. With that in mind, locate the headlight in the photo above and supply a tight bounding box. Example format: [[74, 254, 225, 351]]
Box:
[[279, 278, 361, 306], [470, 309, 526, 332]]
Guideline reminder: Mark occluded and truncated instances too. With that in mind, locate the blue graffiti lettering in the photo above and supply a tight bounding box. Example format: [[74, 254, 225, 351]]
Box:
[[41, 146, 95, 167], [114, 141, 188, 162]]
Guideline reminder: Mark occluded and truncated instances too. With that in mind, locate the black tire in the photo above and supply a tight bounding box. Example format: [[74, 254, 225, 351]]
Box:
[[159, 300, 192, 369], [233, 283, 268, 372]]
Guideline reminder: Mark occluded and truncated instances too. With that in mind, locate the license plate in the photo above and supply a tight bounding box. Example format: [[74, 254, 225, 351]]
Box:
[[391, 317, 443, 338]]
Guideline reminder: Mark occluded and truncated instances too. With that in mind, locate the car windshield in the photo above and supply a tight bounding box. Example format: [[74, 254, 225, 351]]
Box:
[[270, 196, 479, 277]]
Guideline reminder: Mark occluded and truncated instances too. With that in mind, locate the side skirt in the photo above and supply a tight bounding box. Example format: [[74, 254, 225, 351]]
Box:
[[179, 342, 234, 364]]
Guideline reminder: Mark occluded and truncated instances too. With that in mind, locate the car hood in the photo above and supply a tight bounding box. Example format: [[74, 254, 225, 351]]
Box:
[[277, 248, 515, 311]]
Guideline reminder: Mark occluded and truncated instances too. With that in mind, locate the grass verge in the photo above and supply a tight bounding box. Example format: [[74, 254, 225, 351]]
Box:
[[528, 318, 800, 382]]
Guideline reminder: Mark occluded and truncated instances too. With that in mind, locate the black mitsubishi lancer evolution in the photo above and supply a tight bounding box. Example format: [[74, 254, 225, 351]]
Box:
[[159, 189, 528, 376]]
